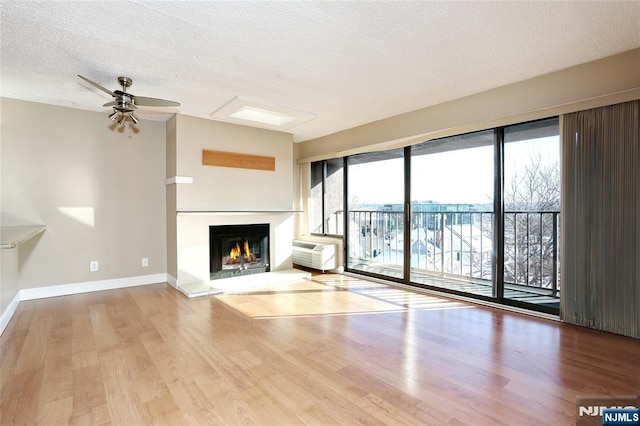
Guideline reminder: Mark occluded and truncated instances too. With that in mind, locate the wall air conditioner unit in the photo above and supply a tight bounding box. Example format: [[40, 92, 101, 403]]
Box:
[[292, 240, 337, 272]]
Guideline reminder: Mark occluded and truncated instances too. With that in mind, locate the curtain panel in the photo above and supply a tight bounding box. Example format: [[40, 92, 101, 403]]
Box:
[[561, 100, 640, 338]]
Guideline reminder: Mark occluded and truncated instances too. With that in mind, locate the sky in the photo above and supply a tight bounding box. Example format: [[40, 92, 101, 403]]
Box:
[[348, 136, 559, 206]]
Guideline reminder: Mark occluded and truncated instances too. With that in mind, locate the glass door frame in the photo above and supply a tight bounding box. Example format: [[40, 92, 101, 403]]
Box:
[[342, 119, 559, 316]]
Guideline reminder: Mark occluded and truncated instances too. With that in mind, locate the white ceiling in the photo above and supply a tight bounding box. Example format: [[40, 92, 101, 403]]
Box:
[[1, 1, 639, 142]]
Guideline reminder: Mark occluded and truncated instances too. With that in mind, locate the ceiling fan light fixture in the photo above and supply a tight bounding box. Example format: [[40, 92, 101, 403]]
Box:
[[78, 75, 180, 127]]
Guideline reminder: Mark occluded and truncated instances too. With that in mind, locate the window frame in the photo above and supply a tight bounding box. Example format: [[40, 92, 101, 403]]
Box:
[[309, 158, 345, 237]]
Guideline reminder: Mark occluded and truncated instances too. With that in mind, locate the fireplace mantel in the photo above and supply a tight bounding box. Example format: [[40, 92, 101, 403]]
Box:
[[177, 210, 301, 215]]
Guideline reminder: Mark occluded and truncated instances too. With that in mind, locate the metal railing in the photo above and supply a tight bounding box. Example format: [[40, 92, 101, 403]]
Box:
[[504, 211, 560, 294], [348, 209, 560, 294]]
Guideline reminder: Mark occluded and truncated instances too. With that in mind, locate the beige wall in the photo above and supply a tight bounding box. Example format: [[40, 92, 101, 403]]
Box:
[[298, 48, 640, 162], [169, 115, 295, 285], [175, 114, 293, 211], [1, 248, 19, 318], [166, 115, 178, 282], [0, 98, 167, 313]]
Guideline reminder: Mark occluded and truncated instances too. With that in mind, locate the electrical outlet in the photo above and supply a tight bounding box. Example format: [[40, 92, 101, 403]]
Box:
[[142, 257, 149, 267], [90, 261, 99, 272]]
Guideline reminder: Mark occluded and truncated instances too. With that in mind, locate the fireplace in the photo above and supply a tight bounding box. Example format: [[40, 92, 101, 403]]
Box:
[[209, 224, 270, 280]]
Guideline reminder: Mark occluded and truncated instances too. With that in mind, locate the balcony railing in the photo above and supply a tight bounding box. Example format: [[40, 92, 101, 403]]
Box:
[[348, 209, 560, 295]]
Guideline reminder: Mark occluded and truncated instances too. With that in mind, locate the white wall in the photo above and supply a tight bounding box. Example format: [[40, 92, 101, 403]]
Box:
[[0, 98, 167, 314]]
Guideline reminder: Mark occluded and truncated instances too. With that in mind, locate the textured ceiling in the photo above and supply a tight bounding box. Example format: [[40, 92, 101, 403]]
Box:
[[1, 1, 639, 142]]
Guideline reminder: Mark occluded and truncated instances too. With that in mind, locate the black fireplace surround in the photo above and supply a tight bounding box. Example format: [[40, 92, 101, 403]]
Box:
[[209, 224, 270, 280]]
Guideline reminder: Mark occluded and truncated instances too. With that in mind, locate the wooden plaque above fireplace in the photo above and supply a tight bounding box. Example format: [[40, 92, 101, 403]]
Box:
[[202, 149, 275, 171]]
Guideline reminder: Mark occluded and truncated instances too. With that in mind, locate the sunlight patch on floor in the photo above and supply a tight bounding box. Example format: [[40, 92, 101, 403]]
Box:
[[215, 282, 406, 318], [213, 273, 471, 318]]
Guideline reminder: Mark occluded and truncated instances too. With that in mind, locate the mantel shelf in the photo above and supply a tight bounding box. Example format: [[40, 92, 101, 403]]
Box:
[[177, 210, 302, 215], [1, 226, 46, 249]]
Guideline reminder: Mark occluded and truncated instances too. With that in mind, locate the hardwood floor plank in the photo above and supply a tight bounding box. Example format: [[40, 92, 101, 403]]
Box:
[[71, 364, 108, 420], [354, 392, 436, 425], [0, 317, 28, 389], [193, 372, 263, 424], [14, 314, 51, 374], [89, 304, 120, 351], [37, 327, 73, 405], [71, 309, 99, 369], [273, 347, 370, 403], [338, 363, 479, 425], [69, 403, 111, 426], [34, 395, 73, 425], [237, 382, 307, 424], [167, 380, 215, 414], [119, 339, 172, 404], [98, 348, 148, 425], [1, 368, 44, 425], [142, 392, 181, 420], [244, 341, 383, 425], [182, 407, 226, 425]]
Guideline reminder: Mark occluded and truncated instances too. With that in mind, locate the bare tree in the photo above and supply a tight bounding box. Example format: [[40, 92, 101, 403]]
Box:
[[505, 155, 560, 211], [504, 155, 560, 289]]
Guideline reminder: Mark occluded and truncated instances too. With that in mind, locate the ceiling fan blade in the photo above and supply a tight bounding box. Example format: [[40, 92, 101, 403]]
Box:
[[133, 96, 180, 107], [103, 101, 117, 107], [78, 75, 115, 97]]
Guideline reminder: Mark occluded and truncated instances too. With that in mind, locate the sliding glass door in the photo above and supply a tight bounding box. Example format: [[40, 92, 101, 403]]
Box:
[[410, 130, 495, 296], [503, 118, 560, 310], [331, 117, 560, 314], [346, 149, 405, 280]]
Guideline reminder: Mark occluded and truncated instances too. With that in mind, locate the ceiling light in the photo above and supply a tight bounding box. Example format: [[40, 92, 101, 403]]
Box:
[[108, 111, 119, 121], [230, 106, 296, 127], [117, 116, 125, 126], [210, 96, 317, 131], [129, 112, 139, 124]]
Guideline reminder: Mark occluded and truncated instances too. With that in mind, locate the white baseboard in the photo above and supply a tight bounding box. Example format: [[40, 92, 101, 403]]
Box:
[[19, 273, 168, 301], [166, 274, 177, 288], [0, 292, 21, 337], [0, 273, 168, 336]]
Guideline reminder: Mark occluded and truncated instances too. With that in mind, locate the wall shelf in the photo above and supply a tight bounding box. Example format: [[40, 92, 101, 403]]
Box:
[[1, 226, 46, 249]]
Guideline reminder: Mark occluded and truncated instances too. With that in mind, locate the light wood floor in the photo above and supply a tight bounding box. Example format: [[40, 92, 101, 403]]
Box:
[[1, 275, 638, 425]]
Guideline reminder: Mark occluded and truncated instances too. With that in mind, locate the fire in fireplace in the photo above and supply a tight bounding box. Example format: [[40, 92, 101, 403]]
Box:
[[226, 240, 255, 265], [209, 224, 269, 280]]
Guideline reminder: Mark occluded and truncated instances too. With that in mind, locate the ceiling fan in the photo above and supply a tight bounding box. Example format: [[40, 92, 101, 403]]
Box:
[[78, 75, 180, 126]]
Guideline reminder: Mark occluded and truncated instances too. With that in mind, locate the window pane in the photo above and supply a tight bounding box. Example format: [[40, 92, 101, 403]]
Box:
[[503, 118, 560, 308], [347, 148, 404, 279], [410, 130, 495, 297], [310, 161, 323, 234], [325, 158, 344, 235]]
